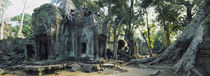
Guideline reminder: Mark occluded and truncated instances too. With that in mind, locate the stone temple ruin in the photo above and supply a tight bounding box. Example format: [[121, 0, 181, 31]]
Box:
[[0, 3, 132, 75], [25, 4, 107, 62]]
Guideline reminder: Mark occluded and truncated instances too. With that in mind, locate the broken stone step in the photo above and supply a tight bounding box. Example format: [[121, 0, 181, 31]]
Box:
[[101, 63, 115, 68], [81, 64, 93, 72], [22, 64, 65, 75]]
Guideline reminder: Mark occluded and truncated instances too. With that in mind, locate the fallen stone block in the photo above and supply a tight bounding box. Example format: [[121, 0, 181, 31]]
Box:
[[92, 64, 101, 72], [0, 68, 4, 75], [81, 64, 93, 72], [102, 63, 115, 68], [1, 55, 11, 60], [22, 64, 64, 75], [0, 69, 9, 75], [151, 70, 160, 76], [70, 63, 80, 72]]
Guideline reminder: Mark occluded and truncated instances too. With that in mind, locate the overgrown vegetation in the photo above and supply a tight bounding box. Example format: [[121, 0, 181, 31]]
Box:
[[0, 0, 209, 75], [11, 13, 33, 38]]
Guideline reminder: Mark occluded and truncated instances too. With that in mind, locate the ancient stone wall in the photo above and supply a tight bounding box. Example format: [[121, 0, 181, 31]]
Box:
[[32, 4, 65, 60], [0, 38, 26, 68], [30, 4, 107, 61]]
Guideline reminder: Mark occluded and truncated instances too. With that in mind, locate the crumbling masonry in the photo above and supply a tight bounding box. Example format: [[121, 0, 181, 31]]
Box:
[[25, 4, 107, 61]]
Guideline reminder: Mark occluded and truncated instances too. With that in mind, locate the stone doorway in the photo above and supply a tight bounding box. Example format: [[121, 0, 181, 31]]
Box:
[[26, 45, 34, 58], [36, 34, 49, 61]]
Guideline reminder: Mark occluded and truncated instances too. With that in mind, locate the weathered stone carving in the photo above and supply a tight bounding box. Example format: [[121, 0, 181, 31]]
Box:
[[29, 4, 107, 62]]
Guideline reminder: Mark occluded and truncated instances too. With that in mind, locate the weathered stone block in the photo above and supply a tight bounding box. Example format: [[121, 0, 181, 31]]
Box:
[[92, 64, 101, 72], [102, 63, 115, 68], [22, 64, 65, 75], [70, 63, 80, 72], [81, 64, 93, 72]]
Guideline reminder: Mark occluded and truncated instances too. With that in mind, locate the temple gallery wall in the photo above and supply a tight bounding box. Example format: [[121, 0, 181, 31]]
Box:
[[25, 4, 107, 61]]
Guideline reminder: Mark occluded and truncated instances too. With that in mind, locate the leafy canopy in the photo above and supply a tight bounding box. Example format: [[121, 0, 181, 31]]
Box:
[[11, 13, 32, 38]]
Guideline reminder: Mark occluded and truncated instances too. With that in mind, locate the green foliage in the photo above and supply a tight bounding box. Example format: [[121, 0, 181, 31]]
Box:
[[139, 0, 205, 47], [48, 0, 204, 54], [140, 0, 154, 8], [153, 30, 168, 47], [141, 22, 156, 48], [141, 0, 204, 31], [85, 1, 100, 11], [11, 13, 32, 38]]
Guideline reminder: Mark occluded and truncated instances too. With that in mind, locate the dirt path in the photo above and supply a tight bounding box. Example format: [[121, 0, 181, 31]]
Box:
[[2, 64, 176, 76]]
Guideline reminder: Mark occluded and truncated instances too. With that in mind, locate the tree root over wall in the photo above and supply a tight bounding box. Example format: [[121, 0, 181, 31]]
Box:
[[129, 1, 210, 76]]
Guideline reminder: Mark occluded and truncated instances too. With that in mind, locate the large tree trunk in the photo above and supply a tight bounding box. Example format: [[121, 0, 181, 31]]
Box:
[[113, 23, 117, 60], [131, 0, 210, 75], [17, 0, 27, 38], [138, 28, 153, 57], [0, 7, 4, 40], [125, 0, 135, 57]]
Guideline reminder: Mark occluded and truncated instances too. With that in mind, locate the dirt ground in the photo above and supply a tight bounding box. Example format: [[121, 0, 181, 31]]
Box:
[[2, 64, 176, 76]]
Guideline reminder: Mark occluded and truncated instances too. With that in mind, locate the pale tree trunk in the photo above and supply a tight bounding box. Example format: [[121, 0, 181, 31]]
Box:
[[138, 28, 153, 57], [0, 6, 4, 40], [129, 0, 210, 75], [17, 0, 27, 38], [145, 12, 153, 57], [146, 13, 151, 48], [163, 21, 171, 47], [0, 0, 4, 40]]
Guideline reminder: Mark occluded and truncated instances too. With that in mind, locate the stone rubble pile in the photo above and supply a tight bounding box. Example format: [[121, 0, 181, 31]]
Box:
[[0, 46, 25, 68]]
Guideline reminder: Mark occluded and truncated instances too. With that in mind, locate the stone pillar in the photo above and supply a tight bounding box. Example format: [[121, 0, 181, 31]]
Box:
[[95, 34, 99, 61], [48, 36, 55, 60]]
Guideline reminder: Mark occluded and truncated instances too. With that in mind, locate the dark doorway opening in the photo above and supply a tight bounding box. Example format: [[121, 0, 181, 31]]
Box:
[[41, 42, 48, 60], [26, 44, 35, 59], [38, 41, 48, 60], [37, 34, 49, 60], [81, 43, 86, 54]]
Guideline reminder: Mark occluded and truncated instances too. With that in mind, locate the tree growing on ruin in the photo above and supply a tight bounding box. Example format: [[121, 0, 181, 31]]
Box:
[[17, 0, 27, 38], [132, 0, 210, 75]]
